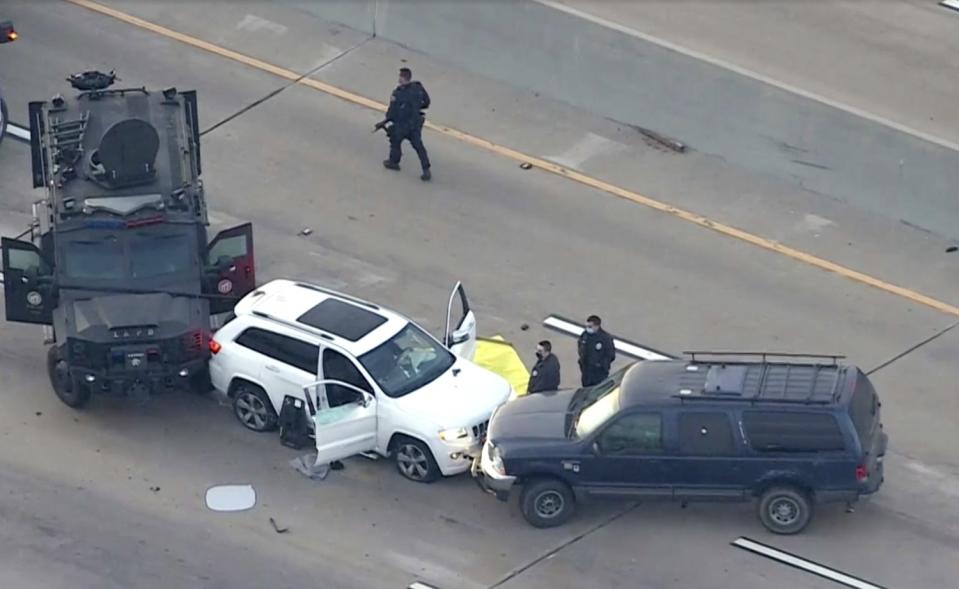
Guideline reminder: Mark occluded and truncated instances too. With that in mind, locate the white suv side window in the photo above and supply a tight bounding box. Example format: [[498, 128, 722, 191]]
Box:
[[322, 348, 374, 408], [235, 327, 318, 374]]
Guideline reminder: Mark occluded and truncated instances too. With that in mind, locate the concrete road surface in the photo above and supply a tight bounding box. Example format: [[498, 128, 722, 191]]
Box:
[[554, 0, 959, 145], [0, 2, 957, 588]]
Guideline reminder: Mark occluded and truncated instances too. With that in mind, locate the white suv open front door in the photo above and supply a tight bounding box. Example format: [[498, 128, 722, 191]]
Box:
[[303, 380, 377, 465], [445, 282, 477, 360]]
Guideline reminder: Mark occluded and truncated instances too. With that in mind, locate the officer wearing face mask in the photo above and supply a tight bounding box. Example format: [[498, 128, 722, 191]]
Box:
[[578, 315, 616, 387], [527, 340, 560, 394]]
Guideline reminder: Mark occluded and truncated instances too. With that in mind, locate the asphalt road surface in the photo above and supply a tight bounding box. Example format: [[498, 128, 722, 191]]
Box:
[[1, 2, 957, 588]]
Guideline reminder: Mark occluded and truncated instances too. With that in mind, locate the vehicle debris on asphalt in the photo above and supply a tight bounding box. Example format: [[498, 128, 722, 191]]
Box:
[[205, 484, 257, 512]]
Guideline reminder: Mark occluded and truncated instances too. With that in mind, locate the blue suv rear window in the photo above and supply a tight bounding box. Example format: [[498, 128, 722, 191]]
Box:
[[849, 373, 879, 443], [742, 411, 845, 452]]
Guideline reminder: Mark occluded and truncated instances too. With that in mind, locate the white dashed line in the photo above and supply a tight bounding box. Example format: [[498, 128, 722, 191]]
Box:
[[542, 315, 674, 361], [5, 122, 31, 141], [732, 537, 889, 589]]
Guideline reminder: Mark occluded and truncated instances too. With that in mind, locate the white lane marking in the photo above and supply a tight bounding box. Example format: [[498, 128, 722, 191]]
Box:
[[533, 0, 959, 154], [546, 132, 629, 170], [732, 537, 889, 589], [236, 14, 288, 35], [542, 315, 673, 360], [942, 0, 959, 13], [5, 123, 31, 141]]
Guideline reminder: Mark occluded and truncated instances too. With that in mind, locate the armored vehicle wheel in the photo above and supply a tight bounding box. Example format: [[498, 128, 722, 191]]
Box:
[[188, 366, 212, 395], [47, 346, 91, 409]]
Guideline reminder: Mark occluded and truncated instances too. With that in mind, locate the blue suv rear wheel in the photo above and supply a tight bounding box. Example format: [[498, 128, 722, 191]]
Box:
[[758, 486, 813, 534]]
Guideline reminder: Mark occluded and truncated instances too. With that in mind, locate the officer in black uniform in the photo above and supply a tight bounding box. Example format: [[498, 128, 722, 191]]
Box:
[[375, 67, 431, 181], [577, 315, 616, 387], [527, 340, 561, 394]]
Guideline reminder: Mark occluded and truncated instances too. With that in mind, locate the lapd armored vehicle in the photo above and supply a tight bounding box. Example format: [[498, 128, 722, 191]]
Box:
[[1, 71, 256, 407], [0, 20, 19, 144]]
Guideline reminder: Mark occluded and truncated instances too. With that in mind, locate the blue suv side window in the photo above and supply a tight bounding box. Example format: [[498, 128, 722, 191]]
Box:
[[742, 411, 845, 452], [679, 412, 736, 455], [597, 413, 662, 455]]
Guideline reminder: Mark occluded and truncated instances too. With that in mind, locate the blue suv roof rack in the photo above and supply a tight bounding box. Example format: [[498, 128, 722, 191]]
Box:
[[674, 352, 848, 405]]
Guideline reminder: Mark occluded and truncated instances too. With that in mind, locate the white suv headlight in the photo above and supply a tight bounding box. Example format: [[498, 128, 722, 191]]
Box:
[[438, 427, 469, 442]]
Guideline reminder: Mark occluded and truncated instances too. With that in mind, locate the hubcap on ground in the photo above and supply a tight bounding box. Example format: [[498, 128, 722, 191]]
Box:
[[396, 444, 429, 479], [535, 490, 565, 518], [235, 392, 268, 430], [769, 497, 800, 526]]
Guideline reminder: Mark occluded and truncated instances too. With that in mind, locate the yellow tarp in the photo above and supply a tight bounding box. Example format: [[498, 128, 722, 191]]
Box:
[[474, 335, 529, 396]]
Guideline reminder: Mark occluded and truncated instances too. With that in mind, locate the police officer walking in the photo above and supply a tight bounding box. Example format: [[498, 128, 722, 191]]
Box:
[[375, 67, 432, 181], [527, 340, 560, 394], [577, 315, 615, 386]]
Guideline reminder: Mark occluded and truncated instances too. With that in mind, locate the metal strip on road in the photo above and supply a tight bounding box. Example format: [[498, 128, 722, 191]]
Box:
[[942, 0, 959, 13], [408, 583, 441, 589], [61, 0, 959, 320], [732, 537, 890, 589], [5, 123, 31, 142], [542, 314, 674, 360]]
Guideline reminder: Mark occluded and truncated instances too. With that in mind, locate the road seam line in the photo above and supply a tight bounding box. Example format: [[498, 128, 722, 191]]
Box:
[[488, 503, 639, 588], [534, 0, 959, 154], [866, 320, 959, 376], [63, 0, 959, 320]]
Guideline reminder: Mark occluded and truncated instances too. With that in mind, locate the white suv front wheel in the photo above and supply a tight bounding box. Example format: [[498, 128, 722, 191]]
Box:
[[393, 436, 440, 483]]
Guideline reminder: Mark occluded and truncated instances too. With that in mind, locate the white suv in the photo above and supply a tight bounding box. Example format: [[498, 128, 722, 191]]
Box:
[[208, 279, 512, 482]]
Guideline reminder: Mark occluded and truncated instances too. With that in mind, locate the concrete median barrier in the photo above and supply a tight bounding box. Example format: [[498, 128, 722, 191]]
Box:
[[295, 0, 959, 240]]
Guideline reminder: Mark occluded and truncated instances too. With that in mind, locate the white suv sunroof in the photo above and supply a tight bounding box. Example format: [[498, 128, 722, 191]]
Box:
[[296, 298, 388, 342]]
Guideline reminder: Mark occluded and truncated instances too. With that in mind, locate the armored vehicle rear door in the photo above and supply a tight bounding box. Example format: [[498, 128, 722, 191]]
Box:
[[205, 223, 255, 314], [2, 237, 55, 325]]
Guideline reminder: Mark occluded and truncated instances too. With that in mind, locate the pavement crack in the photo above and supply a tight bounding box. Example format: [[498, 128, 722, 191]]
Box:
[[200, 35, 374, 137], [487, 503, 638, 588], [866, 320, 959, 376]]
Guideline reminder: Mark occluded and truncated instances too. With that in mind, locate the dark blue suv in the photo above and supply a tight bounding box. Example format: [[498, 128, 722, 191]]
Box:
[[472, 353, 887, 534]]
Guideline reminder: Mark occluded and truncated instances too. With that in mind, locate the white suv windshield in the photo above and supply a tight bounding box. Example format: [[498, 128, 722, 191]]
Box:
[[358, 323, 455, 398]]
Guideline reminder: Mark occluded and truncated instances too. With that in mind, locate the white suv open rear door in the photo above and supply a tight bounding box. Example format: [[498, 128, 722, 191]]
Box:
[[445, 282, 477, 360], [303, 380, 377, 465]]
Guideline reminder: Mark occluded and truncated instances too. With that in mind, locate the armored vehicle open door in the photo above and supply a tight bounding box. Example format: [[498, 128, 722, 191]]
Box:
[[1, 237, 55, 325], [205, 222, 256, 314]]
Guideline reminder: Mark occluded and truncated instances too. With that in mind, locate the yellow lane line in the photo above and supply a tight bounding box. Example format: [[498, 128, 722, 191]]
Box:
[[68, 0, 959, 319]]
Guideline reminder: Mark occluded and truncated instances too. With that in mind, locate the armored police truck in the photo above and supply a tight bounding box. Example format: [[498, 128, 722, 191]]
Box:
[[1, 71, 256, 408]]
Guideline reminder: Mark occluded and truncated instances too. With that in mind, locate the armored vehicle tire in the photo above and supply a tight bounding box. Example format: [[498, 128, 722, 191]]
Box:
[[758, 486, 814, 535], [47, 346, 92, 409], [0, 97, 7, 145], [520, 478, 576, 528], [392, 436, 441, 483], [231, 382, 277, 432], [188, 367, 212, 395]]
